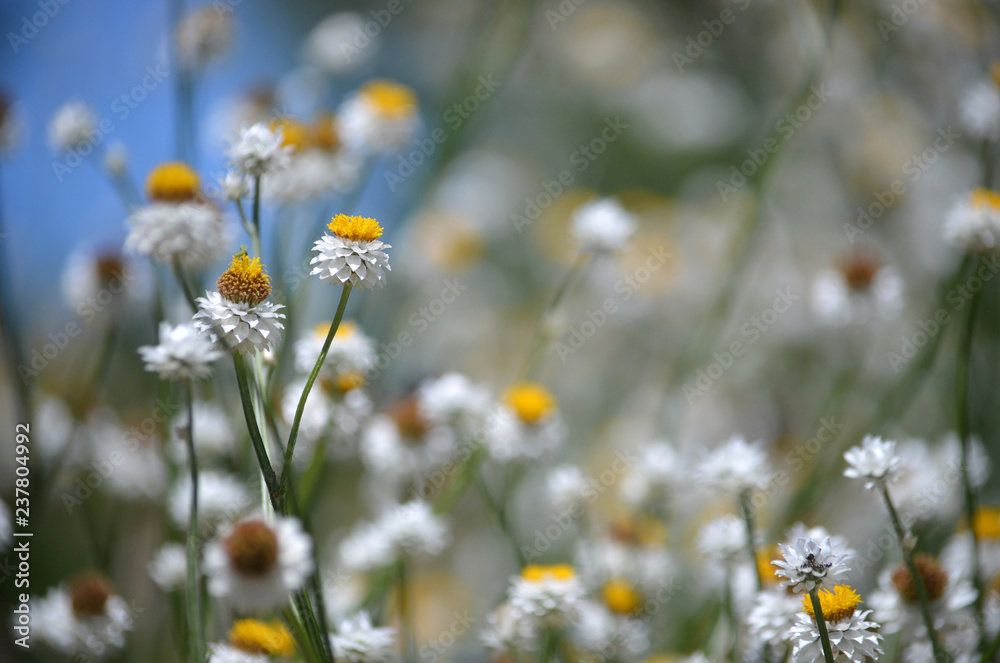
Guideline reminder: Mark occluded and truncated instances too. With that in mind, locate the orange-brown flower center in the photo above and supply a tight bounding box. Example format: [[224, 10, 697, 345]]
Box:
[[225, 521, 279, 576]]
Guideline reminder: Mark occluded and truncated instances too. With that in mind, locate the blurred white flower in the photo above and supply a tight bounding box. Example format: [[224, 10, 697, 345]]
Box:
[[48, 100, 96, 151], [305, 12, 378, 74], [339, 501, 450, 572], [139, 322, 223, 380], [176, 7, 231, 70], [219, 170, 250, 201], [747, 588, 802, 645], [696, 514, 749, 564], [148, 543, 187, 591], [570, 197, 638, 253], [125, 202, 228, 270], [619, 440, 682, 507], [331, 611, 396, 663], [168, 471, 249, 528], [508, 565, 585, 630], [844, 435, 901, 490], [227, 123, 292, 178], [546, 465, 590, 515], [695, 434, 771, 494], [960, 81, 1000, 142], [204, 515, 313, 611], [33, 577, 132, 658], [810, 255, 903, 327], [944, 189, 1000, 252], [337, 79, 419, 153], [293, 321, 376, 378]]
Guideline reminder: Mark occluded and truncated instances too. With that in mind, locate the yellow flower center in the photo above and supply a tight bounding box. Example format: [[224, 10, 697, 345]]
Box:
[[146, 161, 199, 202], [503, 383, 556, 424], [327, 214, 383, 243], [271, 118, 312, 153], [336, 371, 365, 392], [314, 320, 357, 339], [360, 79, 418, 118], [217, 253, 272, 306], [756, 545, 783, 586], [991, 62, 1000, 90], [313, 112, 340, 152], [802, 584, 862, 623], [521, 564, 576, 583], [228, 619, 296, 656], [603, 578, 642, 615], [974, 506, 1000, 540], [970, 188, 1000, 211]]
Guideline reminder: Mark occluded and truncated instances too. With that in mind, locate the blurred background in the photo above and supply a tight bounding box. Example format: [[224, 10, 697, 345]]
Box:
[[2, 0, 1000, 660]]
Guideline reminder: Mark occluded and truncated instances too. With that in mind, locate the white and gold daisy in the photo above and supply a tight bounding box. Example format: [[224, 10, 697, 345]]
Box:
[[33, 574, 133, 658], [337, 79, 420, 153], [293, 320, 376, 378], [194, 253, 286, 356], [204, 515, 314, 611], [788, 585, 882, 663], [207, 619, 296, 663], [310, 214, 391, 289], [944, 189, 1000, 252], [485, 383, 566, 464], [138, 322, 224, 380], [508, 564, 585, 630], [227, 122, 293, 178], [125, 162, 228, 270], [570, 197, 638, 253]]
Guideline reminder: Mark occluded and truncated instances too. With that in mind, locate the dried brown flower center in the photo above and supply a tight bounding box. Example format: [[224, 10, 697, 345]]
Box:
[[838, 254, 881, 291], [217, 254, 272, 305], [387, 396, 429, 441], [70, 575, 113, 617], [892, 554, 948, 603], [225, 521, 279, 576]]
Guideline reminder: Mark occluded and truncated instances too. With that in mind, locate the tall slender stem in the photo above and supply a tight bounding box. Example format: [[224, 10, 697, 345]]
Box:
[[880, 486, 948, 663], [739, 491, 763, 592], [808, 589, 836, 663], [955, 274, 985, 652], [398, 560, 416, 663], [279, 284, 352, 506], [251, 175, 263, 259], [182, 380, 204, 662], [233, 354, 281, 511]]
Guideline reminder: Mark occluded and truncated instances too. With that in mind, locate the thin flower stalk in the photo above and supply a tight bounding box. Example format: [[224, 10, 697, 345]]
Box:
[[181, 380, 204, 662], [808, 589, 837, 663]]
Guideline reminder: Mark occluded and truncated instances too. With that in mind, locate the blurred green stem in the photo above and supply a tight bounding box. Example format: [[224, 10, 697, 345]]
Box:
[[880, 485, 948, 663], [182, 380, 205, 662]]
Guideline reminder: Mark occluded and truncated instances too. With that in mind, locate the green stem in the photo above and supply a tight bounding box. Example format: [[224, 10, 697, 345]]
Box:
[[398, 560, 416, 663], [232, 354, 281, 511], [474, 470, 526, 565], [182, 380, 204, 662], [723, 566, 738, 663], [518, 253, 591, 380], [739, 491, 763, 592], [279, 284, 352, 507], [955, 273, 986, 653], [172, 259, 199, 311], [251, 175, 262, 259], [881, 486, 948, 663], [981, 627, 1000, 663], [808, 589, 837, 663]]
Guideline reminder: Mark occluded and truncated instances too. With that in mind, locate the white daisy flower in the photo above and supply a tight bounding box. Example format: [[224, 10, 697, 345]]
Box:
[[204, 515, 314, 611], [219, 170, 250, 201], [168, 471, 250, 529], [748, 588, 802, 645], [619, 440, 683, 508], [481, 602, 536, 652], [60, 248, 137, 313], [207, 618, 296, 662], [148, 543, 188, 591], [485, 383, 565, 464], [571, 600, 649, 656], [264, 147, 363, 204], [339, 501, 450, 572], [33, 576, 133, 658], [138, 322, 224, 380], [305, 12, 378, 74], [331, 611, 396, 663], [416, 372, 492, 433], [811, 254, 904, 327], [783, 523, 856, 560], [697, 514, 751, 564], [574, 537, 675, 594], [207, 644, 268, 663], [546, 465, 590, 515], [82, 410, 168, 501], [789, 602, 882, 663], [960, 80, 1000, 142], [695, 434, 772, 495], [868, 554, 976, 636], [310, 214, 391, 290], [194, 254, 286, 356], [774, 537, 852, 593], [293, 320, 376, 377], [337, 79, 419, 153], [48, 100, 96, 151], [508, 564, 585, 630], [944, 189, 1000, 252], [227, 122, 292, 178], [844, 434, 901, 490], [176, 6, 232, 70], [125, 202, 228, 270], [570, 197, 638, 253], [360, 399, 457, 480]]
